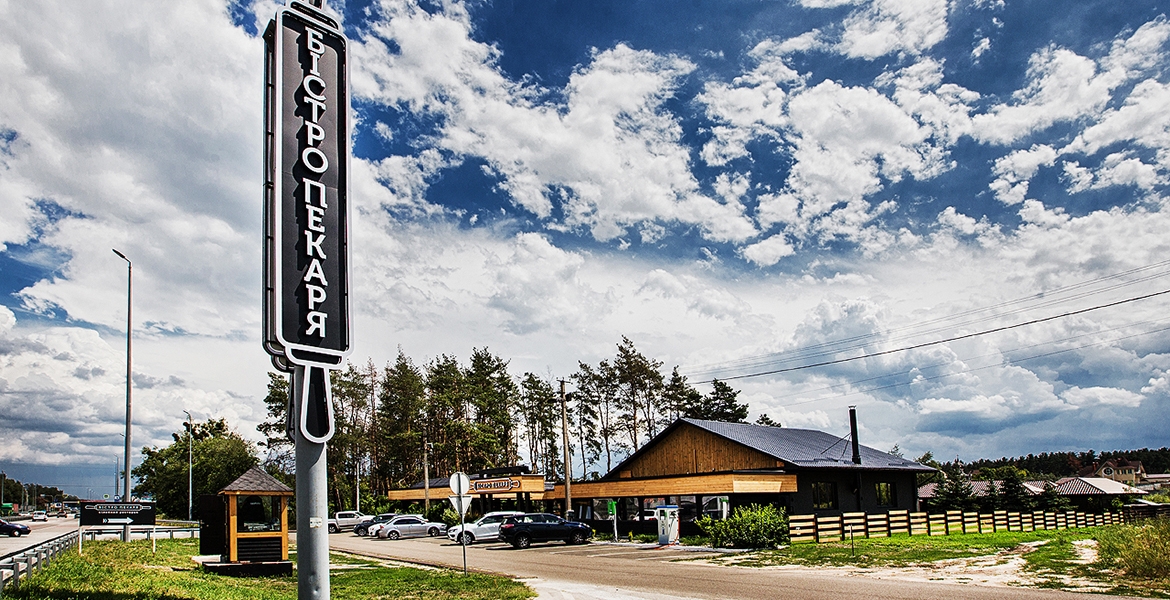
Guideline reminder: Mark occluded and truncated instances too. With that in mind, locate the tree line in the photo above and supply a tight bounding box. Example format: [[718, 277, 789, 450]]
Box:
[[256, 337, 756, 510]]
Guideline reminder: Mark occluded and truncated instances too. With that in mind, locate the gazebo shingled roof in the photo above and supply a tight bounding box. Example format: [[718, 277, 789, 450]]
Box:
[[219, 466, 293, 495]]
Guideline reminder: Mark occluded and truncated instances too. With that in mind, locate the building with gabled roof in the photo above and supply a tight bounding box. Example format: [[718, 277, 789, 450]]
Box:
[[544, 416, 934, 523], [1078, 459, 1146, 485]]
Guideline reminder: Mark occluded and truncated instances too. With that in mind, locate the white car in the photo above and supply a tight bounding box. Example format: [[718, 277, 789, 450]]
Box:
[[446, 511, 523, 544], [31, 511, 48, 522]]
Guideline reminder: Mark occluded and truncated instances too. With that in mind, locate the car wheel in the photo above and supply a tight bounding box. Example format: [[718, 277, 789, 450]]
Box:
[[513, 534, 531, 549], [388, 530, 400, 540], [9, 531, 19, 538], [328, 524, 338, 534], [428, 527, 439, 537], [463, 533, 475, 545], [569, 531, 587, 545]]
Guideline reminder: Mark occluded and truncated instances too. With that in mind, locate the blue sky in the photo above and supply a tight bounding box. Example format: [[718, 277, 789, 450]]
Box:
[[1, 0, 1169, 496]]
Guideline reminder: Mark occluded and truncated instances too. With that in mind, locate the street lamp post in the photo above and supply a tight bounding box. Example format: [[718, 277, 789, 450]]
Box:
[[112, 248, 133, 542], [183, 410, 193, 521]]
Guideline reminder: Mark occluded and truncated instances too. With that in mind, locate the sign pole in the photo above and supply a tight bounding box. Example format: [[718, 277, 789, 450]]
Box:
[[294, 365, 330, 600]]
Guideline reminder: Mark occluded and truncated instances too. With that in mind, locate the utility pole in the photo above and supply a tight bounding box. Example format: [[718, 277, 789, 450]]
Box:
[[559, 380, 572, 519], [422, 440, 433, 515], [113, 248, 133, 543], [114, 455, 120, 499], [183, 410, 193, 521]]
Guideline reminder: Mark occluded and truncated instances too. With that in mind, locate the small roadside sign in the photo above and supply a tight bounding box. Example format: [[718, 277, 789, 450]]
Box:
[[449, 472, 469, 495], [79, 502, 156, 527], [447, 494, 474, 517]]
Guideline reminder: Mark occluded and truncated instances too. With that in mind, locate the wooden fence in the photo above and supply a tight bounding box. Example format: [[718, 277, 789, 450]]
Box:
[[788, 510, 1123, 543]]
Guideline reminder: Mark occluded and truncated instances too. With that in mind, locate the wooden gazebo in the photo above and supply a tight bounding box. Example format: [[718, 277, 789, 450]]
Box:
[[199, 466, 293, 576]]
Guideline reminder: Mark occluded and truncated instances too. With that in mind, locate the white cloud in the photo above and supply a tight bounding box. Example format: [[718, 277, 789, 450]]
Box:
[[356, 3, 757, 244], [779, 80, 937, 240], [973, 19, 1170, 145], [1061, 386, 1144, 408], [989, 144, 1057, 205], [838, 0, 951, 59], [741, 235, 797, 267]]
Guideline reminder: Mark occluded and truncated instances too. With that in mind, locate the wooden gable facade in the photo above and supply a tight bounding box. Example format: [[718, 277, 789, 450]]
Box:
[[612, 421, 783, 479]]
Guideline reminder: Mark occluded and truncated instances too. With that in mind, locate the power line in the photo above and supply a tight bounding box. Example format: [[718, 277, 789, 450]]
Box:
[[776, 322, 1170, 409], [696, 288, 1170, 384], [685, 260, 1170, 377], [755, 317, 1170, 403]]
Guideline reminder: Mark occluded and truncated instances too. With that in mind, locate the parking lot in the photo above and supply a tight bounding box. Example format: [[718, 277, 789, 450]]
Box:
[[325, 531, 1122, 600]]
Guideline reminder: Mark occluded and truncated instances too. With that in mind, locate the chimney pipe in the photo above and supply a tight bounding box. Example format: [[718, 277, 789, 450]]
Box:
[[849, 406, 861, 465]]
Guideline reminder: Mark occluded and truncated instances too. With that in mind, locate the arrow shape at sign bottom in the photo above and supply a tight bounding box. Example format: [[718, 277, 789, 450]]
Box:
[[104, 518, 134, 524]]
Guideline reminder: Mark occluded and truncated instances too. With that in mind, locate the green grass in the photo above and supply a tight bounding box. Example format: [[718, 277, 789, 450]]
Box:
[[6, 538, 534, 600]]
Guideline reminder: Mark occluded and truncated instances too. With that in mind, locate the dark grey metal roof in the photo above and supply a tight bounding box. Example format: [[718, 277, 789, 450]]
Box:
[[680, 418, 933, 472], [220, 466, 293, 494]]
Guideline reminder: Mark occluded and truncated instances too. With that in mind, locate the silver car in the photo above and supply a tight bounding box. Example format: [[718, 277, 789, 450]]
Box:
[[446, 511, 523, 544], [376, 514, 447, 539]]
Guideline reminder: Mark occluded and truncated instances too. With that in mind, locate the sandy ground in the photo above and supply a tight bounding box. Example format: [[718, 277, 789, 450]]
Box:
[[708, 540, 1115, 593]]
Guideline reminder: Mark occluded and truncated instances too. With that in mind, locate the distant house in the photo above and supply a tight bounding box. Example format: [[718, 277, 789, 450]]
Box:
[[918, 476, 1145, 512], [1055, 476, 1146, 510], [1079, 459, 1146, 485], [918, 479, 1051, 502]]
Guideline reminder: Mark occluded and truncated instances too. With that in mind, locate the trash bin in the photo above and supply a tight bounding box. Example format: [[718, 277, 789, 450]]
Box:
[[655, 505, 679, 545]]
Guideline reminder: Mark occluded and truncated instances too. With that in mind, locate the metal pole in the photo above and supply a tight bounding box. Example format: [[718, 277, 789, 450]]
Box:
[[294, 366, 329, 600], [113, 249, 132, 543], [183, 410, 193, 521], [559, 380, 572, 519], [422, 441, 431, 515]]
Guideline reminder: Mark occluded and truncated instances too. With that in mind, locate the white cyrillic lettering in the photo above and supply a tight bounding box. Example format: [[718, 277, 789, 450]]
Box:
[[306, 206, 325, 234], [309, 52, 321, 76], [304, 258, 329, 286], [303, 179, 327, 209], [304, 121, 325, 147], [304, 97, 326, 123], [305, 230, 326, 257], [305, 311, 327, 337], [302, 147, 328, 173], [303, 74, 326, 102], [306, 29, 326, 55], [306, 284, 327, 310]]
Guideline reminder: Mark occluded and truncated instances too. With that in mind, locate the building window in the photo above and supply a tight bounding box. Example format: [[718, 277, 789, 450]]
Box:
[[811, 482, 837, 510], [875, 482, 896, 507]]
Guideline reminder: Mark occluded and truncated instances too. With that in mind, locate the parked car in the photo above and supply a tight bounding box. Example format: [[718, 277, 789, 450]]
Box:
[[499, 513, 593, 549], [446, 511, 523, 545], [0, 519, 32, 537], [375, 515, 446, 539], [326, 511, 368, 533], [354, 513, 398, 537], [31, 511, 47, 522]]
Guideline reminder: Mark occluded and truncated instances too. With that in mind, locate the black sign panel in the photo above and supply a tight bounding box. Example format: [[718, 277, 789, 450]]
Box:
[[264, 3, 351, 368], [80, 502, 156, 527]]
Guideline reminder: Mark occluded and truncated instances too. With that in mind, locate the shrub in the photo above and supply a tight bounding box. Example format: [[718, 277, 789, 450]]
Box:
[[697, 504, 789, 549], [1097, 517, 1170, 579]]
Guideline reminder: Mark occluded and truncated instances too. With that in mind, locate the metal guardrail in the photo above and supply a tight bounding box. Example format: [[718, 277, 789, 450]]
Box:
[[79, 527, 199, 541], [0, 530, 78, 598]]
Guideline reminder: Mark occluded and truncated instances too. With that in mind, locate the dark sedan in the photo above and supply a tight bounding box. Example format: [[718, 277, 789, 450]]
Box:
[[0, 519, 31, 537], [499, 513, 592, 549]]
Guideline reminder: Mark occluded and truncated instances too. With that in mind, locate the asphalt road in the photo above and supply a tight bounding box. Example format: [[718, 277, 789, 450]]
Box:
[[0, 518, 77, 556], [325, 532, 1148, 600]]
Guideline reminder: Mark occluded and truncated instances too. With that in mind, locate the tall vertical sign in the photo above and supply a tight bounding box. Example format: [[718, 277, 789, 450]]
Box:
[[264, 1, 349, 598]]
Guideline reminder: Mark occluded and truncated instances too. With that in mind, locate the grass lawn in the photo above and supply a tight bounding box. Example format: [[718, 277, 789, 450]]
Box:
[[5, 538, 534, 600]]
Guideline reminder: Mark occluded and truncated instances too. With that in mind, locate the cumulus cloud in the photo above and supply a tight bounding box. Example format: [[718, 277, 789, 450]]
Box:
[[838, 0, 951, 59], [989, 144, 1057, 205], [355, 1, 757, 244], [973, 18, 1170, 145]]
